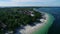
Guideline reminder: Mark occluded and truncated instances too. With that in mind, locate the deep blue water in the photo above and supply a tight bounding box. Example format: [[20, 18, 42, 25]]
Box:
[[37, 7, 60, 34]]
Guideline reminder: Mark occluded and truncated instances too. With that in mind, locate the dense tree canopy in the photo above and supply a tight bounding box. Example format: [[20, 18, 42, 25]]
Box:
[[0, 7, 42, 33]]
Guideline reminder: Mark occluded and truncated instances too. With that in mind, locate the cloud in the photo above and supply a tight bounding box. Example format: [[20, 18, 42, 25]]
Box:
[[11, 0, 55, 2], [0, 0, 59, 7], [0, 2, 17, 6]]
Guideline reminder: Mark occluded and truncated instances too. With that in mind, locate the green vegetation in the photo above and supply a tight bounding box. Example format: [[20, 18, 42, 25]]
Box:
[[0, 7, 42, 33]]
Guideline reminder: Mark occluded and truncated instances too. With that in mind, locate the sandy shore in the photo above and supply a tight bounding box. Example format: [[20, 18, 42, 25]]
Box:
[[19, 12, 49, 34]]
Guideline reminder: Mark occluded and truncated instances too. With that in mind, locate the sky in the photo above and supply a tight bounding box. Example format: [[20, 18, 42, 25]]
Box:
[[0, 0, 60, 7]]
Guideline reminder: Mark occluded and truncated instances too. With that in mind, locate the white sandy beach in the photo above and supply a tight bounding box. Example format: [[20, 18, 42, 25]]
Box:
[[19, 13, 49, 34]]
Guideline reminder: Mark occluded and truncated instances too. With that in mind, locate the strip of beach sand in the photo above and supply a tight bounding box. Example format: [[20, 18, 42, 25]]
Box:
[[19, 12, 49, 34]]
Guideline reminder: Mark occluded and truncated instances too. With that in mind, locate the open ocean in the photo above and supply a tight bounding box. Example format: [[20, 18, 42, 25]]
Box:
[[37, 7, 60, 34]]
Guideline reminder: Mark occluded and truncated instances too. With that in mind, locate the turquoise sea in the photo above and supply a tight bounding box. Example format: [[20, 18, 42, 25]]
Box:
[[38, 7, 60, 34], [32, 13, 54, 34]]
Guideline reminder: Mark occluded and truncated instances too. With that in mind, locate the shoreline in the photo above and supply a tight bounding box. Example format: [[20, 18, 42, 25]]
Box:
[[32, 12, 54, 34], [19, 12, 49, 34]]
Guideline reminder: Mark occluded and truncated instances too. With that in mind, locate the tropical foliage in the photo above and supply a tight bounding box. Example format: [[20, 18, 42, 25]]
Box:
[[0, 7, 42, 33]]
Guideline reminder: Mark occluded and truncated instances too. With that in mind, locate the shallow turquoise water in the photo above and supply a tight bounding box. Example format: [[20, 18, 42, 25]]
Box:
[[32, 13, 55, 34]]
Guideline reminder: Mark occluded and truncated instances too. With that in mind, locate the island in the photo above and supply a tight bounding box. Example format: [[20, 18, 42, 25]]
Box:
[[0, 7, 54, 34]]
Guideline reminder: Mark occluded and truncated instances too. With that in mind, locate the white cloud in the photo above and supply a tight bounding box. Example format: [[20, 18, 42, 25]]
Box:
[[0, 2, 33, 6], [0, 2, 20, 7], [12, 0, 31, 2], [0, 0, 59, 6], [11, 0, 55, 2]]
